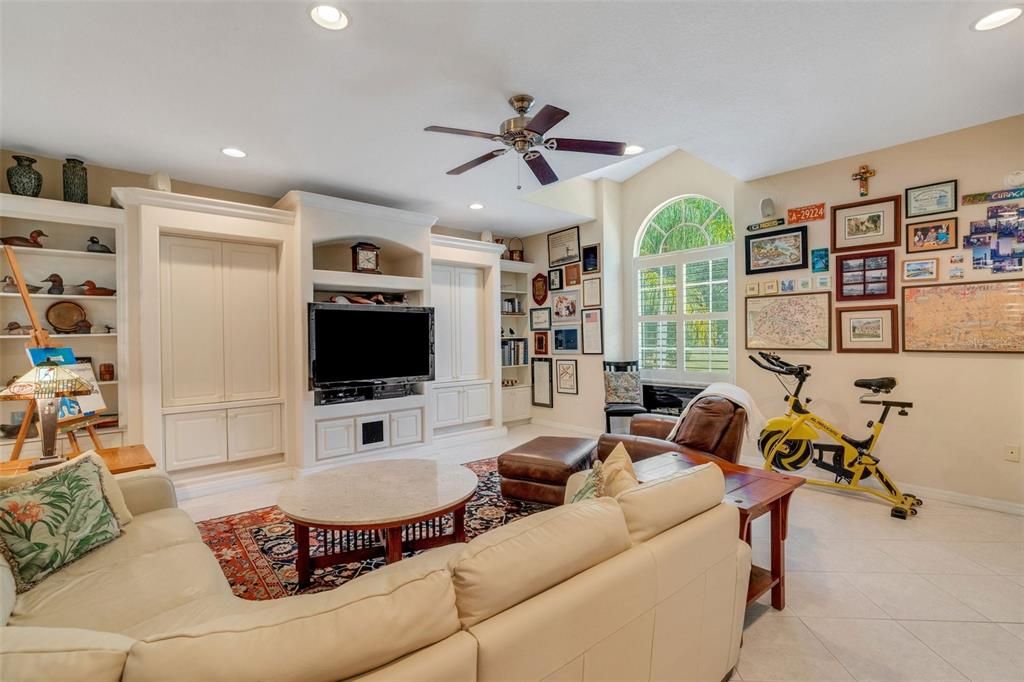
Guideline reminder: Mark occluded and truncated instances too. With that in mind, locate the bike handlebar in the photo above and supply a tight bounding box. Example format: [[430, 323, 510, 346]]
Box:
[[748, 352, 809, 376]]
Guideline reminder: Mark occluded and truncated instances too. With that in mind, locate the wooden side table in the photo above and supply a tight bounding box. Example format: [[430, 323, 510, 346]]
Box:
[[633, 452, 804, 610], [0, 444, 156, 476]]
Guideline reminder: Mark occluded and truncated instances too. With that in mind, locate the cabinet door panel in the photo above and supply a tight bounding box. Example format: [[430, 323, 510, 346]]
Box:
[[463, 383, 492, 423], [316, 418, 355, 461], [390, 409, 423, 446], [433, 387, 463, 428], [502, 386, 531, 422], [455, 268, 484, 380], [431, 265, 456, 383], [227, 404, 282, 461], [222, 243, 279, 401], [160, 237, 225, 406], [164, 411, 227, 471]]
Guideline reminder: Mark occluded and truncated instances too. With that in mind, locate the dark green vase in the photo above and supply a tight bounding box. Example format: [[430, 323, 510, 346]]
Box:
[[6, 155, 42, 197], [63, 158, 88, 204]]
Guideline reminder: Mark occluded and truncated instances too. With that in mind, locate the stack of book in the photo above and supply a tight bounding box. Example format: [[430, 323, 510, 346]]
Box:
[[501, 338, 528, 366]]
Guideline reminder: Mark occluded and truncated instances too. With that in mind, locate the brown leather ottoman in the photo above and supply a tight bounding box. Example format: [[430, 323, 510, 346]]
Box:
[[498, 436, 596, 505]]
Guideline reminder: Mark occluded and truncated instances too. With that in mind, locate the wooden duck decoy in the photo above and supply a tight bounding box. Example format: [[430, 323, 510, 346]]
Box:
[[41, 273, 64, 295], [3, 321, 33, 336], [1, 229, 48, 248], [76, 280, 116, 296], [1, 275, 41, 294], [86, 236, 114, 254]]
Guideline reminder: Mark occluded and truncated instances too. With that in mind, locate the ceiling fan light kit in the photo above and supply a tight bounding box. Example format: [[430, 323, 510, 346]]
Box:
[[425, 94, 628, 186]]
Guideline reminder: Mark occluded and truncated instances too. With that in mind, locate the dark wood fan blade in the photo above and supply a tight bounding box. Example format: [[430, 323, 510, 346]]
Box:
[[425, 125, 499, 140], [446, 149, 507, 175], [525, 105, 569, 136], [544, 138, 626, 156], [523, 152, 558, 185]]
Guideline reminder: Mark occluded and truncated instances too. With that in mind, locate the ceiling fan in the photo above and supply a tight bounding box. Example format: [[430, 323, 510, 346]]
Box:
[[425, 94, 627, 186]]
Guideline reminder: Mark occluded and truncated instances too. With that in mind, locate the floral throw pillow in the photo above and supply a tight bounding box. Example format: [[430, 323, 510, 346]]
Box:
[[0, 456, 122, 592], [570, 461, 604, 503], [604, 371, 641, 404]]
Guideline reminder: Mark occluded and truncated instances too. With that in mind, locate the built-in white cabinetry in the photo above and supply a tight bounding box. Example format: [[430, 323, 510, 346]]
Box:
[[502, 385, 532, 422], [314, 408, 424, 462], [315, 419, 356, 461], [390, 409, 424, 446], [164, 404, 283, 471], [433, 387, 464, 428], [463, 384, 492, 423], [227, 404, 283, 461], [160, 236, 279, 407], [431, 265, 485, 383], [431, 381, 493, 429]]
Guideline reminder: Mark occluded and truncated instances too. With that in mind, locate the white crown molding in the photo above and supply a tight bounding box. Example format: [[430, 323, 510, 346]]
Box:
[[276, 190, 438, 228], [0, 193, 123, 228], [112, 187, 294, 224], [430, 233, 507, 255]]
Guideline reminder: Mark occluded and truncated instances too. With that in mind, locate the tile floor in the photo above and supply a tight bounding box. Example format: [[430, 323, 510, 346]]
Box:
[[181, 423, 1024, 682]]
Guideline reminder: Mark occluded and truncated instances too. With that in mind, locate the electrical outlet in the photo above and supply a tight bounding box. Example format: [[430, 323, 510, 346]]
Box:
[[1006, 444, 1021, 463]]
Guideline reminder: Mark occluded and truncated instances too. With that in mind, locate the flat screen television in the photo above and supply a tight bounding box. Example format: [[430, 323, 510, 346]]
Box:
[[308, 303, 434, 388]]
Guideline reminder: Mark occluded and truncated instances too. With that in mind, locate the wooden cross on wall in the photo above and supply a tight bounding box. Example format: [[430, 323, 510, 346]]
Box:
[[851, 165, 875, 197]]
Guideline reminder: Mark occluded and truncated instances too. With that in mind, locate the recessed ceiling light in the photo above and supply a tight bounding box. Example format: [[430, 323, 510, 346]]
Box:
[[468, 202, 485, 210], [310, 4, 349, 30], [221, 147, 247, 158], [624, 144, 645, 155], [972, 7, 1022, 30]]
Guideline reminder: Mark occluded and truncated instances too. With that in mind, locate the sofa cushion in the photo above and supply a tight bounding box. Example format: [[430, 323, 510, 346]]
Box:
[[0, 452, 133, 526], [0, 455, 123, 592], [615, 462, 725, 544], [448, 496, 630, 627], [0, 626, 135, 682], [122, 543, 465, 682], [11, 541, 229, 634]]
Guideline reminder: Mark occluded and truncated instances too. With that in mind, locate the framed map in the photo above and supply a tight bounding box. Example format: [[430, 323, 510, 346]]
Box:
[[902, 280, 1024, 353], [745, 292, 832, 350]]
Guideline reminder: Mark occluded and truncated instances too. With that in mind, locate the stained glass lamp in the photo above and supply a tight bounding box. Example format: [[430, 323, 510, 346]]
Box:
[[0, 362, 94, 470]]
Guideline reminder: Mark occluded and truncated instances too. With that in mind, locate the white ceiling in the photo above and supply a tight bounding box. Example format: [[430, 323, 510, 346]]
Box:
[[2, 1, 1022, 236]]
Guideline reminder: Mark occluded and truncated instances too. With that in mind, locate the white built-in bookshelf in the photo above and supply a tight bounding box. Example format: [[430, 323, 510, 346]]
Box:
[[500, 259, 533, 423]]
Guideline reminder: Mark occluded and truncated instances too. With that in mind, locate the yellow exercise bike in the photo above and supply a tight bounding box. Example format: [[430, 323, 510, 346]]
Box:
[[749, 352, 923, 519]]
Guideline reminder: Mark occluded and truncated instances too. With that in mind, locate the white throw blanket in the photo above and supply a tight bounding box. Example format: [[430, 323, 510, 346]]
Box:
[[665, 382, 767, 444]]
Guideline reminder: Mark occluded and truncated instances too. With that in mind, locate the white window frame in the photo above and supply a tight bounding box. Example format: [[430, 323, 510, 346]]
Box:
[[633, 196, 736, 386]]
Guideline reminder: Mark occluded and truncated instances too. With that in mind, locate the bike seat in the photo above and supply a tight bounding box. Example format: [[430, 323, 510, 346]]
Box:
[[854, 377, 897, 392]]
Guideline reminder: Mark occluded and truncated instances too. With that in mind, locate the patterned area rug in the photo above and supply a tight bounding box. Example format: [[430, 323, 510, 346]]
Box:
[[196, 457, 550, 600]]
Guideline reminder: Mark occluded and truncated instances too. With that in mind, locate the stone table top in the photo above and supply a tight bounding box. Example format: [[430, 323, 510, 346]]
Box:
[[277, 458, 479, 528]]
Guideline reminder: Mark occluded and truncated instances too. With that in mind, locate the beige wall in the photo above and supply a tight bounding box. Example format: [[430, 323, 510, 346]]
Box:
[[733, 115, 1024, 506], [1, 150, 276, 207]]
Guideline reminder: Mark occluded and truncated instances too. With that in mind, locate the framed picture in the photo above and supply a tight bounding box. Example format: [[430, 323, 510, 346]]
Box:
[[581, 308, 604, 355], [582, 277, 602, 307], [531, 358, 554, 407], [533, 332, 549, 356], [835, 249, 895, 301], [530, 307, 551, 331], [745, 225, 808, 275], [531, 273, 548, 305], [901, 257, 939, 282], [552, 325, 581, 354], [762, 280, 779, 295], [582, 243, 601, 274], [831, 195, 901, 253], [555, 359, 578, 395], [746, 292, 832, 350], [779, 278, 797, 293], [836, 305, 899, 353], [905, 179, 957, 218], [744, 282, 760, 296], [814, 274, 832, 290], [551, 290, 580, 324], [906, 217, 957, 254], [548, 268, 563, 291], [798, 276, 812, 291], [548, 226, 581, 267], [903, 280, 1024, 352], [811, 248, 830, 272], [564, 263, 582, 287]]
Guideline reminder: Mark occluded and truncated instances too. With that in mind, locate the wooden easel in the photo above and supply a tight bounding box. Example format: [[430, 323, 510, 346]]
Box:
[[2, 245, 104, 460]]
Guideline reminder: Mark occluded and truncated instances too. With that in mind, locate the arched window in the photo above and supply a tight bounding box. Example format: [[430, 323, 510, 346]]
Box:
[[635, 195, 735, 382]]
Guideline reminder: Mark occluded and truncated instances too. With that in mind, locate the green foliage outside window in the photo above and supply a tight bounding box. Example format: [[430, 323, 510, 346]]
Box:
[[638, 196, 734, 256]]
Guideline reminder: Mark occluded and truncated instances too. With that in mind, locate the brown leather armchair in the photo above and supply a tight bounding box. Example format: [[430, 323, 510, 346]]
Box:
[[595, 396, 747, 465]]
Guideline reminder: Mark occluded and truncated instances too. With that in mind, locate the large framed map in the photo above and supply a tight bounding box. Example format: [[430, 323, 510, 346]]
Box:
[[902, 280, 1024, 353], [745, 292, 832, 350]]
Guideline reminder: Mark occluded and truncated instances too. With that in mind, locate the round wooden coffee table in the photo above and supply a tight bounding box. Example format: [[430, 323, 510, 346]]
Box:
[[277, 459, 478, 588]]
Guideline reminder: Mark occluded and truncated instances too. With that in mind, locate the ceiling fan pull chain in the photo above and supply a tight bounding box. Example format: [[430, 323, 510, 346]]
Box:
[[516, 157, 522, 191]]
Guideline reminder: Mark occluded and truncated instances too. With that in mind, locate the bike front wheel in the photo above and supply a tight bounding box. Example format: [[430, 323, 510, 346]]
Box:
[[759, 429, 814, 471]]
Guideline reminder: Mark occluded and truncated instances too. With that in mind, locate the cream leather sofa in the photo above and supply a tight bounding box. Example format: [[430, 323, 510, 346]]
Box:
[[1, 463, 751, 682]]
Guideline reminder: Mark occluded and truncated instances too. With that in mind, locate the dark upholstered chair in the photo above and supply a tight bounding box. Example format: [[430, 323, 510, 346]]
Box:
[[602, 361, 647, 433], [595, 396, 747, 465]]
